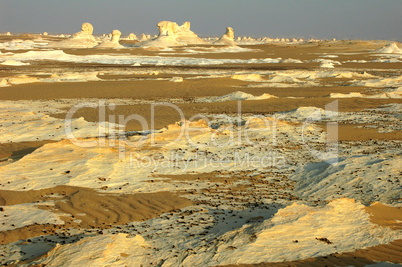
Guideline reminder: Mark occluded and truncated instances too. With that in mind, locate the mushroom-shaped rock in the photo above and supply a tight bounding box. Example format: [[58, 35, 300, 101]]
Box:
[[48, 22, 98, 48], [95, 29, 124, 49], [111, 30, 121, 42], [214, 27, 236, 46]]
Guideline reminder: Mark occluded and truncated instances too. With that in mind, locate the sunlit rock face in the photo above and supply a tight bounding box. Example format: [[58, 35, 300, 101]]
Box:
[[111, 30, 121, 43], [128, 33, 137, 40], [48, 22, 98, 48], [225, 27, 234, 40], [139, 20, 206, 47], [181, 21, 191, 30], [157, 21, 179, 36], [71, 22, 95, 39], [214, 27, 237, 46], [82, 22, 94, 35], [138, 33, 148, 41], [174, 21, 206, 45], [95, 29, 124, 49], [374, 42, 402, 54]]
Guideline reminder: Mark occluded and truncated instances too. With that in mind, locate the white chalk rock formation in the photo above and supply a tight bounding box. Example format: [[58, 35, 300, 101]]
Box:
[[181, 21, 191, 30], [71, 22, 95, 39], [48, 22, 98, 48], [6, 32, 11, 36], [174, 21, 206, 44], [214, 27, 237, 46], [95, 29, 124, 49], [138, 21, 206, 47], [139, 33, 149, 41], [157, 21, 178, 36], [374, 42, 402, 54], [43, 32, 48, 36], [128, 33, 137, 40]]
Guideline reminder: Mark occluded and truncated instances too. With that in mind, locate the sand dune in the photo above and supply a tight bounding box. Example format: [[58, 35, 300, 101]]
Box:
[[0, 140, 55, 163], [0, 186, 191, 244]]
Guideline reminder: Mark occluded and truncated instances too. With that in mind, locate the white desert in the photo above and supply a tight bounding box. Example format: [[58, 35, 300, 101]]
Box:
[[0, 18, 401, 267]]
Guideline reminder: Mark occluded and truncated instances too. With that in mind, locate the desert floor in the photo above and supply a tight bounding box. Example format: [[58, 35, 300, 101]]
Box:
[[0, 35, 401, 266]]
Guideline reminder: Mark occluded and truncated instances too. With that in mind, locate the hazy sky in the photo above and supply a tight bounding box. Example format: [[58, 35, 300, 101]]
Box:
[[0, 0, 401, 40]]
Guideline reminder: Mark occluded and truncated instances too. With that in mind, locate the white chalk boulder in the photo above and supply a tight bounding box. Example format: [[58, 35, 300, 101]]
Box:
[[181, 21, 191, 30], [138, 33, 149, 42], [214, 27, 237, 46], [174, 21, 207, 44], [138, 20, 206, 48], [48, 22, 98, 48], [128, 33, 137, 40], [96, 29, 124, 49], [374, 42, 402, 54]]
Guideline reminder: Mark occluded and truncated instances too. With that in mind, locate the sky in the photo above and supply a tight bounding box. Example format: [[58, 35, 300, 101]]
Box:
[[0, 0, 401, 41]]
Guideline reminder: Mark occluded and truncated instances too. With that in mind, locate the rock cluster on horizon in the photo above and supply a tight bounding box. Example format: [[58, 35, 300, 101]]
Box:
[[138, 21, 206, 47], [96, 29, 124, 49], [48, 22, 98, 48]]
